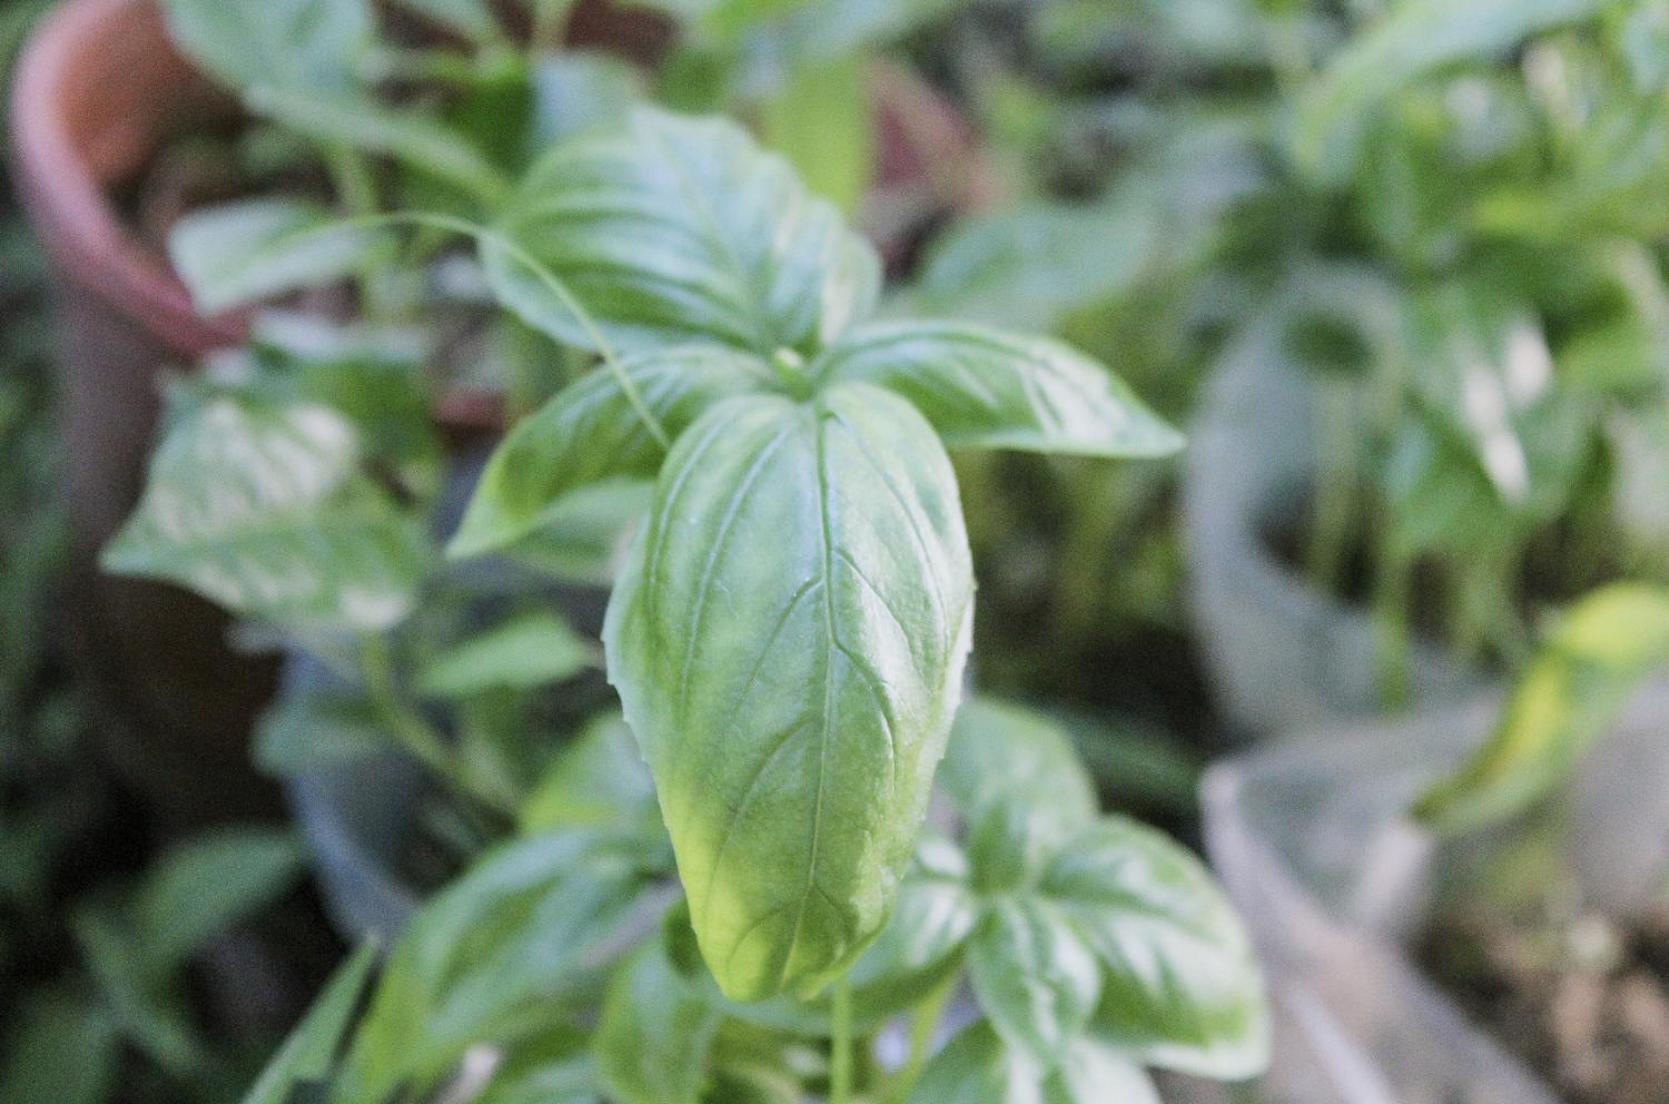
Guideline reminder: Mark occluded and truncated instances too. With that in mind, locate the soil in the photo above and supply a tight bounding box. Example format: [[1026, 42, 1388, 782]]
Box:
[[1419, 905, 1669, 1104]]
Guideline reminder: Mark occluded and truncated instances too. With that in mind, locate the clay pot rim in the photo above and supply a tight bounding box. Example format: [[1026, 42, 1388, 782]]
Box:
[[9, 0, 246, 357], [11, 0, 993, 439]]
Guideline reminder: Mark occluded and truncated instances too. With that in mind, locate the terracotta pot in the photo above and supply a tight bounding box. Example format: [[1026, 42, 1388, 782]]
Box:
[[9, 0, 988, 827]]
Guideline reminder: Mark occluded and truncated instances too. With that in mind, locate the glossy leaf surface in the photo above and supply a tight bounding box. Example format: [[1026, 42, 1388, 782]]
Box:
[[817, 322, 1183, 458], [605, 384, 974, 1001], [450, 347, 768, 558], [1043, 819, 1269, 1079], [484, 107, 880, 354]]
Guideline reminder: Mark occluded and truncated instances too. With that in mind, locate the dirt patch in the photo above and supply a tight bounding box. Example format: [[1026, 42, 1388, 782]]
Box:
[[1420, 905, 1669, 1104]]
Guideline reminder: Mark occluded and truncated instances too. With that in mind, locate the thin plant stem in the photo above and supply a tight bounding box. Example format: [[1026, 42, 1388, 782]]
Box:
[[1308, 380, 1357, 600], [358, 634, 515, 817], [325, 146, 396, 319], [1373, 542, 1413, 712], [830, 976, 854, 1104], [885, 972, 956, 1104]]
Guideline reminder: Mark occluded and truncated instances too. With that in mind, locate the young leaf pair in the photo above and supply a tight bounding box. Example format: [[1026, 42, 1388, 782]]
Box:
[[446, 106, 1183, 1002]]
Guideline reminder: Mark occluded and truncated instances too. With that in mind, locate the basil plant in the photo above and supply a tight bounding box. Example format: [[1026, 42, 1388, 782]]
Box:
[[107, 104, 1267, 1101]]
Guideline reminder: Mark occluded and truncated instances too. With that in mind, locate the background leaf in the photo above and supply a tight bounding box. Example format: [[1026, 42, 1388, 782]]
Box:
[[241, 945, 378, 1104], [593, 942, 721, 1104], [0, 991, 119, 1104], [133, 829, 304, 970], [418, 611, 597, 699], [169, 200, 385, 315], [102, 385, 433, 634], [968, 899, 1101, 1070], [1415, 584, 1669, 832], [160, 0, 371, 94]]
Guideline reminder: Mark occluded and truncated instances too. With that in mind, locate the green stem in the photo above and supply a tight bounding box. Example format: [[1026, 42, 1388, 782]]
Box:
[[886, 973, 956, 1104], [1308, 381, 1357, 600], [358, 635, 515, 817], [1373, 543, 1412, 713], [830, 976, 854, 1104], [325, 146, 396, 319]]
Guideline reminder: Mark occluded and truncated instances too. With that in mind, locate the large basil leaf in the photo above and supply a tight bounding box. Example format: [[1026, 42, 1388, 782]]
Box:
[[967, 898, 1101, 1070], [449, 347, 769, 558], [1041, 819, 1268, 1079], [482, 107, 881, 355], [605, 383, 974, 1001], [1415, 584, 1669, 833], [816, 322, 1183, 458], [160, 0, 370, 95], [168, 199, 385, 315], [335, 831, 661, 1102], [101, 386, 431, 633], [593, 943, 722, 1104]]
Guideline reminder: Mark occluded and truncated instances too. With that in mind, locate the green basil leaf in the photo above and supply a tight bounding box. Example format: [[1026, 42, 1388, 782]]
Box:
[[940, 698, 1098, 832], [1415, 585, 1669, 833], [254, 692, 391, 777], [336, 831, 659, 1102], [483, 106, 880, 355], [968, 898, 1101, 1070], [160, 0, 370, 95], [594, 942, 722, 1104], [911, 197, 1164, 332], [1045, 1038, 1160, 1104], [246, 84, 511, 206], [1293, 0, 1613, 182], [0, 991, 119, 1104], [474, 1029, 600, 1104], [169, 199, 385, 315], [132, 829, 304, 970], [241, 945, 378, 1104], [101, 386, 432, 633], [605, 383, 974, 1001], [74, 907, 203, 1076], [528, 53, 644, 153], [907, 1023, 1042, 1104], [418, 611, 597, 699], [388, 0, 501, 42], [730, 836, 977, 1035], [1042, 819, 1268, 1080], [450, 347, 769, 558], [519, 714, 662, 839], [817, 322, 1183, 458], [761, 57, 872, 216]]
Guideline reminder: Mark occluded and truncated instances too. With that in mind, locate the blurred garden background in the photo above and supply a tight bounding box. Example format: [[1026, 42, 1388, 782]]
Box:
[[5, 1, 1669, 1102]]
